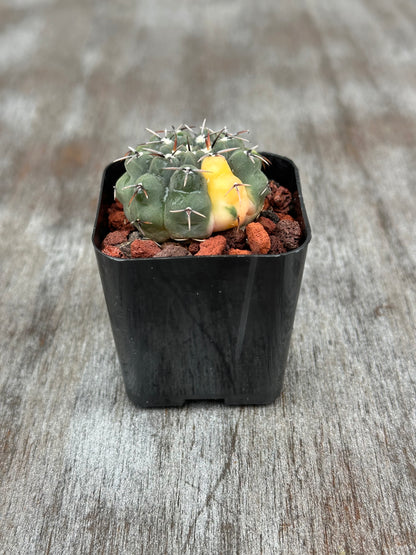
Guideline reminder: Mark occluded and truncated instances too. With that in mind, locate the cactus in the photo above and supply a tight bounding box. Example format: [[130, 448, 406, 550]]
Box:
[[114, 122, 270, 242]]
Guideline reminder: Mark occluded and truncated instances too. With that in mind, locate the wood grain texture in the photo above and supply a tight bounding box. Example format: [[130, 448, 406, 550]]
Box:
[[1, 0, 415, 553]]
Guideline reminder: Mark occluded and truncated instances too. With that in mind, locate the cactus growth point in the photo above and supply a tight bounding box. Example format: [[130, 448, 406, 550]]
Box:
[[114, 123, 270, 241]]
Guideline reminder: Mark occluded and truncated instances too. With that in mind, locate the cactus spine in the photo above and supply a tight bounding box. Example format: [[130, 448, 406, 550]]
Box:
[[114, 123, 270, 241]]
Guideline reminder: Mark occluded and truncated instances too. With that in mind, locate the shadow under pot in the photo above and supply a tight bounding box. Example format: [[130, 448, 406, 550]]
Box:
[[92, 152, 311, 407]]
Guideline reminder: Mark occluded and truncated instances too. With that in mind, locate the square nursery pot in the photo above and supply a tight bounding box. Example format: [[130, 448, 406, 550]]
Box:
[[92, 152, 311, 407]]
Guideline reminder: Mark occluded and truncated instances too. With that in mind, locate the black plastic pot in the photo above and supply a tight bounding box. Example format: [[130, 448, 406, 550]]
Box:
[[92, 152, 311, 407]]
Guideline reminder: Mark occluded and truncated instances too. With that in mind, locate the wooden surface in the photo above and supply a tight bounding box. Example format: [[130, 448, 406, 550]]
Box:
[[1, 0, 415, 553]]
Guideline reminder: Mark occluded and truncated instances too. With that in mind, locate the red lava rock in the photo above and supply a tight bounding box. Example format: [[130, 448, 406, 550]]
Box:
[[229, 248, 252, 256], [154, 244, 191, 258], [268, 180, 280, 194], [130, 239, 161, 258], [269, 235, 286, 255], [188, 241, 200, 255], [102, 245, 124, 258], [102, 229, 130, 247], [246, 222, 271, 254], [277, 213, 294, 222], [271, 185, 292, 213], [223, 227, 247, 250], [258, 216, 277, 235], [275, 219, 302, 250], [262, 197, 272, 210], [108, 209, 131, 231], [107, 200, 134, 231], [260, 210, 280, 224], [195, 235, 227, 256]]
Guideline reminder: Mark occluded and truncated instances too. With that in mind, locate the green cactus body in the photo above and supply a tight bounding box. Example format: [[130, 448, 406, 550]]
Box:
[[227, 150, 270, 219], [148, 155, 180, 186], [114, 124, 270, 242], [124, 154, 152, 180]]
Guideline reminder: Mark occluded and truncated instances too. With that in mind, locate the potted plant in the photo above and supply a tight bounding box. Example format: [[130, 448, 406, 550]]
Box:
[[92, 123, 311, 407]]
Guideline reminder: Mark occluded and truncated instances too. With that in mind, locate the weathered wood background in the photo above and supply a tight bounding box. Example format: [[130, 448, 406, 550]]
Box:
[[1, 0, 415, 553]]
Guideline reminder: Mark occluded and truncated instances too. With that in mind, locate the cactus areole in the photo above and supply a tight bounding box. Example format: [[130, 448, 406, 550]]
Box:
[[114, 123, 271, 242]]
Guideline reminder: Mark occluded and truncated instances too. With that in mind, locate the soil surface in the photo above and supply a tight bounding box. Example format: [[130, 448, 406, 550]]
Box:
[[101, 180, 304, 258]]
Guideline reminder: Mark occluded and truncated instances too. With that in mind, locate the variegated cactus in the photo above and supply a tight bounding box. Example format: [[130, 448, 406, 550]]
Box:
[[114, 122, 270, 242]]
